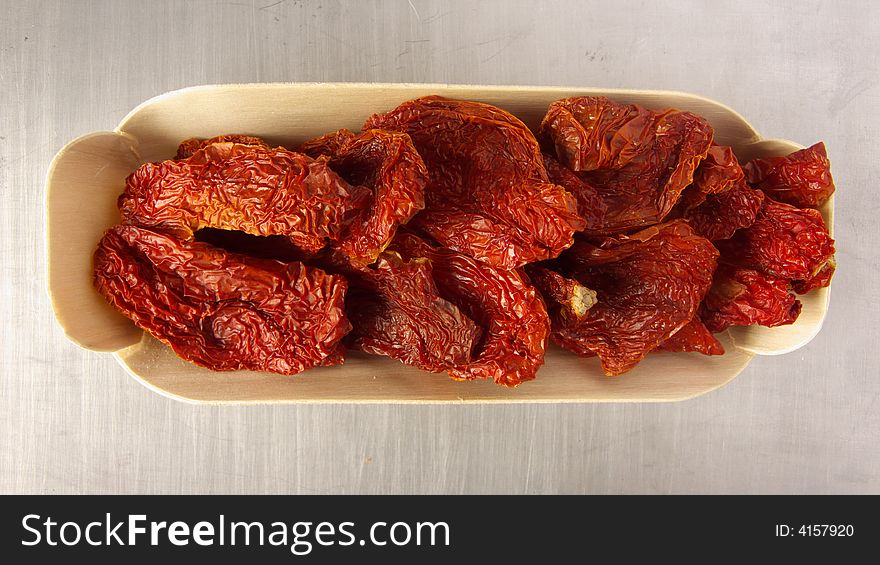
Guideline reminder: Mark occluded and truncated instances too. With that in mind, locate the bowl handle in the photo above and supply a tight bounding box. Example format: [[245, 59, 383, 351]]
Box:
[[46, 132, 144, 352]]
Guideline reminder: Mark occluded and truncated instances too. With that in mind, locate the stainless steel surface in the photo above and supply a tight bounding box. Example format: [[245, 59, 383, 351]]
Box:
[[2, 0, 878, 494]]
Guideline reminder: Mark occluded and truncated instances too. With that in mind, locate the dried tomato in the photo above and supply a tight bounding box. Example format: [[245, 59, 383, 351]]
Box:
[[791, 257, 836, 294], [542, 153, 606, 231], [525, 265, 596, 327], [339, 251, 482, 373], [540, 95, 652, 171], [176, 135, 269, 159], [298, 129, 356, 156], [693, 145, 745, 196], [684, 179, 765, 241], [389, 232, 550, 387], [299, 128, 428, 265], [364, 96, 584, 269], [678, 144, 745, 213], [654, 318, 724, 356], [549, 220, 718, 376], [540, 96, 713, 234], [743, 142, 835, 208], [119, 140, 370, 253], [700, 265, 802, 333], [96, 98, 839, 383], [93, 225, 350, 374], [715, 198, 835, 280]]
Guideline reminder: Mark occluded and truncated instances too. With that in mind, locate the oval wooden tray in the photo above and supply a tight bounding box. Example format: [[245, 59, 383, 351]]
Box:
[[46, 83, 833, 403]]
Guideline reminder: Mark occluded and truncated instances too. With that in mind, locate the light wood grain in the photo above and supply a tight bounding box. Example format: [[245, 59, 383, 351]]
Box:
[[115, 333, 753, 403], [2, 0, 878, 494]]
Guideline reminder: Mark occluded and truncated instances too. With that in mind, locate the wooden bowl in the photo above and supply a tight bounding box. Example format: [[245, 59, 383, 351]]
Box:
[[46, 83, 833, 403]]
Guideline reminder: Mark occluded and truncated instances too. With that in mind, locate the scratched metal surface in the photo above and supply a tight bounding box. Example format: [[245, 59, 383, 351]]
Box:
[[1, 0, 878, 494]]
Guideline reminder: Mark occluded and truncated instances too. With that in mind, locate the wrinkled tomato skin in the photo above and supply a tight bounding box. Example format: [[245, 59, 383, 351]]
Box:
[[119, 141, 370, 253], [744, 142, 835, 208], [543, 153, 606, 231], [390, 232, 550, 387], [365, 96, 584, 269], [525, 264, 596, 327], [94, 225, 351, 374], [540, 96, 714, 234], [549, 220, 718, 376], [715, 198, 835, 280], [654, 318, 724, 356], [791, 258, 836, 294], [700, 265, 802, 333], [299, 128, 428, 265], [332, 250, 483, 374], [175, 135, 269, 159], [685, 180, 765, 241]]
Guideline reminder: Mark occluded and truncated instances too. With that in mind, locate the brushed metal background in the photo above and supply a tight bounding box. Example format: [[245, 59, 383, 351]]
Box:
[[1, 0, 877, 494]]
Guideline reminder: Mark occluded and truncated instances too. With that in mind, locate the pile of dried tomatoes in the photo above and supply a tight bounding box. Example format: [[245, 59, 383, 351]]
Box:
[[94, 96, 836, 385]]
